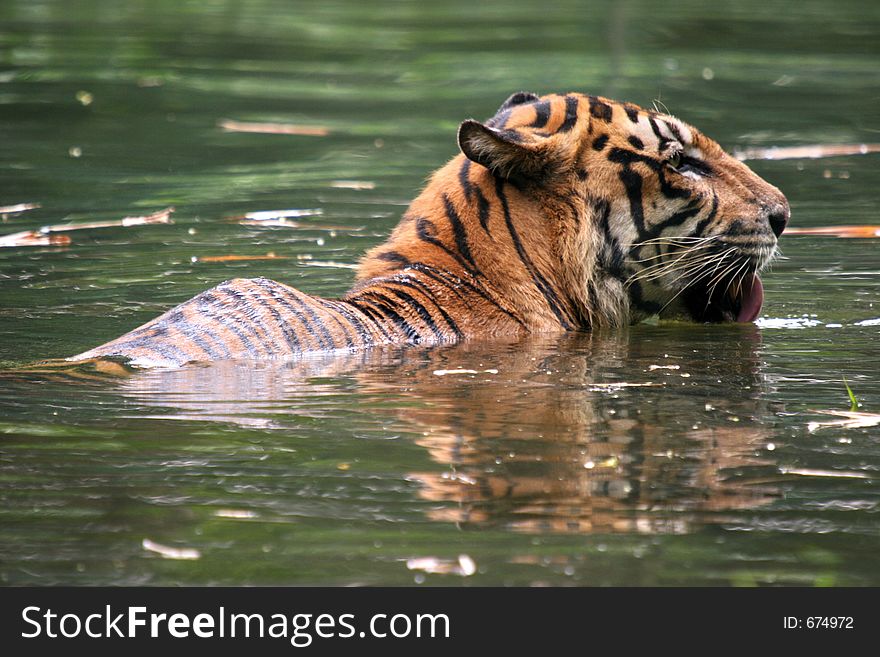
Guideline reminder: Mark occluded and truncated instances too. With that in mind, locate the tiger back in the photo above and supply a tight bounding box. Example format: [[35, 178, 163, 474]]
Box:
[[71, 91, 789, 367]]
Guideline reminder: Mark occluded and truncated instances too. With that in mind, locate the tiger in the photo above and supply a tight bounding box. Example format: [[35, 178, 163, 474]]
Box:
[[71, 91, 790, 368]]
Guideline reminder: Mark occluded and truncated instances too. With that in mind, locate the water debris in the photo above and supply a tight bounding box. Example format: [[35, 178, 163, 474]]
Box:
[[843, 377, 860, 412], [648, 364, 680, 370], [735, 143, 880, 161], [331, 180, 376, 190], [779, 467, 870, 479], [242, 209, 323, 221], [806, 410, 880, 433], [406, 554, 477, 577], [0, 232, 71, 248], [755, 317, 822, 329], [142, 538, 201, 560], [0, 207, 173, 248], [218, 119, 330, 136], [213, 509, 258, 519], [432, 368, 499, 376], [588, 382, 658, 391], [0, 202, 41, 215], [193, 252, 288, 263], [234, 209, 366, 233], [299, 260, 358, 270], [784, 225, 880, 238]]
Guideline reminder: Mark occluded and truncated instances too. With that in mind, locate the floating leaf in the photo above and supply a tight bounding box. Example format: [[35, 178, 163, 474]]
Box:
[[843, 376, 860, 412]]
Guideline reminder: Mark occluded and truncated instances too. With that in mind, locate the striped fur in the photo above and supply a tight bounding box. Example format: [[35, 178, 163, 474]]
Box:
[[72, 91, 790, 367]]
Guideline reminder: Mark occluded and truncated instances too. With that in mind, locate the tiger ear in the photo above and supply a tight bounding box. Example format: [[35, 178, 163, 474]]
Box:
[[457, 119, 545, 180]]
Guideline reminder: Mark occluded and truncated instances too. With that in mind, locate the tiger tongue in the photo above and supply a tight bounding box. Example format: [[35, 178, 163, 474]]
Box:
[[736, 274, 764, 323]]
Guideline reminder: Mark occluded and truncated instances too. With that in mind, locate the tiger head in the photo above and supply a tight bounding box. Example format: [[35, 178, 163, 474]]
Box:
[[455, 91, 789, 326]]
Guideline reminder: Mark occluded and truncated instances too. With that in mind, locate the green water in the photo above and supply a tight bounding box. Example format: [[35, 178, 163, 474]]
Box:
[[1, 0, 879, 586]]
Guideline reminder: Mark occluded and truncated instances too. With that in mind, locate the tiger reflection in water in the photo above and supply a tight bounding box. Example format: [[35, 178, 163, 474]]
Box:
[[102, 325, 777, 535]]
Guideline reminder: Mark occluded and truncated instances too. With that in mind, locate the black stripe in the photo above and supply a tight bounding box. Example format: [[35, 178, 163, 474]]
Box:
[[195, 292, 260, 356], [387, 278, 463, 339], [313, 298, 356, 349], [558, 95, 579, 132], [442, 194, 477, 270], [248, 278, 321, 352], [664, 121, 684, 143], [592, 135, 609, 151], [349, 300, 395, 343], [688, 192, 719, 238], [458, 159, 473, 200], [415, 216, 483, 281], [361, 294, 423, 344], [376, 250, 411, 268], [608, 147, 690, 201], [657, 168, 690, 200], [495, 178, 573, 329], [165, 310, 229, 360], [404, 262, 526, 328], [607, 147, 660, 170], [280, 289, 338, 351], [641, 198, 704, 241], [200, 290, 268, 356], [595, 199, 626, 281], [216, 283, 283, 356], [588, 96, 613, 122], [624, 105, 640, 123], [383, 287, 446, 341], [529, 101, 551, 128], [245, 279, 308, 354], [321, 298, 376, 347], [476, 187, 491, 235], [648, 116, 671, 150], [619, 168, 648, 239], [628, 136, 644, 150]]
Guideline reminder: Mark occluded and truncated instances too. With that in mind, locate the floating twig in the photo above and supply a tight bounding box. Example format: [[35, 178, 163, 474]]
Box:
[[0, 232, 71, 248], [0, 202, 41, 215], [234, 208, 358, 231], [298, 260, 359, 270], [735, 143, 880, 161], [784, 225, 880, 238], [46, 206, 174, 232], [806, 410, 880, 432], [193, 253, 288, 263], [0, 207, 173, 248], [218, 119, 330, 136], [241, 208, 323, 220], [330, 180, 376, 190], [142, 538, 201, 560]]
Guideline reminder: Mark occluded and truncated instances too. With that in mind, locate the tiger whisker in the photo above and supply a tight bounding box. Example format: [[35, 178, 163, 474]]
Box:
[[703, 257, 747, 310], [664, 247, 739, 289], [629, 239, 718, 264], [627, 242, 719, 275], [656, 252, 737, 315], [626, 245, 735, 286]]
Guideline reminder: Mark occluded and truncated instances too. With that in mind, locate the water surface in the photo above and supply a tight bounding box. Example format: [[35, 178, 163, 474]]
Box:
[[1, 0, 879, 586]]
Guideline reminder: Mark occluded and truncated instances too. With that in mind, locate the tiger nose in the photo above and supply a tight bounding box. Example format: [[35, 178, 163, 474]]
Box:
[[766, 202, 789, 238]]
